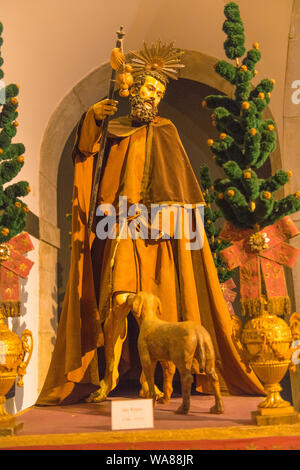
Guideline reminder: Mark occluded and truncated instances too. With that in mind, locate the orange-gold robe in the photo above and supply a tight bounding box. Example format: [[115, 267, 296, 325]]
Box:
[[36, 108, 263, 405]]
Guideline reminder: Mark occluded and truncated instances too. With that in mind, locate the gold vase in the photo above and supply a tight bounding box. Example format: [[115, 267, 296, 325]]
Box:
[[239, 299, 300, 425], [0, 306, 33, 435]]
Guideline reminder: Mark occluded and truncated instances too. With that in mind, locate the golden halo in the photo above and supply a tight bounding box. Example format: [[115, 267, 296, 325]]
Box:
[[128, 40, 185, 81]]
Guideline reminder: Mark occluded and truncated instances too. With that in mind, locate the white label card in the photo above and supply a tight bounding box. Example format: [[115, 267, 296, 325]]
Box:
[[111, 399, 154, 430]]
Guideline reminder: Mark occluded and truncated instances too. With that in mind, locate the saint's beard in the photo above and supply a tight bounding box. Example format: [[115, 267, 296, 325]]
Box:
[[129, 94, 158, 124]]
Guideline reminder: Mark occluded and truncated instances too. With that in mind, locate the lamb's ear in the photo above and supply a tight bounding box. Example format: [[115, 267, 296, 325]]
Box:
[[129, 294, 143, 318], [136, 296, 144, 318], [126, 294, 135, 308], [156, 297, 163, 316]]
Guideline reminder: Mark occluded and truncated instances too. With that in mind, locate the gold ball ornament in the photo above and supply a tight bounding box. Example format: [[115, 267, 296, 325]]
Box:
[[1, 227, 10, 236], [227, 189, 235, 197], [253, 42, 259, 50], [296, 191, 300, 199], [26, 185, 31, 193], [218, 193, 224, 200], [117, 72, 133, 87], [267, 92, 271, 98], [219, 133, 227, 140], [119, 89, 130, 97], [17, 155, 24, 163], [287, 170, 293, 178], [268, 124, 275, 131], [202, 100, 207, 108], [207, 139, 214, 147], [254, 69, 258, 76], [240, 65, 248, 72], [0, 148, 3, 154], [242, 101, 250, 110], [258, 92, 265, 100], [14, 201, 22, 208], [11, 97, 18, 105], [263, 191, 272, 199], [23, 206, 29, 213], [270, 78, 276, 85], [244, 171, 252, 179], [12, 121, 19, 127], [0, 243, 10, 261], [249, 128, 257, 136], [249, 201, 256, 212]]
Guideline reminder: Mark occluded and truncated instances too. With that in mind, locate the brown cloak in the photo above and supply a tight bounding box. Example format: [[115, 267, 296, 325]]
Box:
[[36, 108, 263, 405]]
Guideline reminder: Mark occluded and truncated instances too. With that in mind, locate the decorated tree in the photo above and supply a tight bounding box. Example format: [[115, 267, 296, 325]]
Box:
[[199, 164, 232, 283], [202, 2, 300, 318], [199, 165, 238, 316], [0, 22, 30, 244]]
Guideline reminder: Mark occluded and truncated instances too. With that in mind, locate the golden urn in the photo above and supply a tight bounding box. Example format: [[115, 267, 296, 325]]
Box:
[[0, 305, 33, 434], [233, 297, 300, 425]]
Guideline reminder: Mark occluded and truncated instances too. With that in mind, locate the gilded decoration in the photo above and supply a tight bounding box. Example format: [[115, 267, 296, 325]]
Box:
[[0, 236, 34, 434], [231, 296, 300, 423]]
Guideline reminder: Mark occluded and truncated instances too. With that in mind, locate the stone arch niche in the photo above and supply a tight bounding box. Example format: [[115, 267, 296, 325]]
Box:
[[38, 49, 283, 393]]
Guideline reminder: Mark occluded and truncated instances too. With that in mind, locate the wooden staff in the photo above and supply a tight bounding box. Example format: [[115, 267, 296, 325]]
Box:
[[87, 26, 125, 237]]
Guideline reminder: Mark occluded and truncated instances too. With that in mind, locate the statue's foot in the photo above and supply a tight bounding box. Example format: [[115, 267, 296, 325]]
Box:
[[210, 400, 224, 414], [139, 383, 164, 401], [85, 381, 110, 403], [157, 396, 170, 404], [175, 403, 189, 415]]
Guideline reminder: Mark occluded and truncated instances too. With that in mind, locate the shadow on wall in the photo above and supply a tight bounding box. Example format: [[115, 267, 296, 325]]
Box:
[[57, 128, 75, 322]]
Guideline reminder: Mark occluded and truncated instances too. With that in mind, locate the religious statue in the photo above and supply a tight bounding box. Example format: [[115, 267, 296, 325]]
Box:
[[36, 40, 263, 406]]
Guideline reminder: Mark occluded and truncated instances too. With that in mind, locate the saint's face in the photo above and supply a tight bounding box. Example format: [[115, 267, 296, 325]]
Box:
[[138, 75, 166, 109], [129, 74, 166, 123]]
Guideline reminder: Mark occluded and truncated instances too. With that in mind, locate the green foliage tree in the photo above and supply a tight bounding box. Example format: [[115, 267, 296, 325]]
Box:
[[202, 2, 300, 230], [0, 22, 30, 243]]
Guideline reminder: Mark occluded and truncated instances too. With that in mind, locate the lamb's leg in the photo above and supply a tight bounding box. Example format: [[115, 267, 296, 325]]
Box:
[[158, 361, 176, 404], [175, 365, 193, 415], [202, 332, 224, 414], [206, 365, 224, 414]]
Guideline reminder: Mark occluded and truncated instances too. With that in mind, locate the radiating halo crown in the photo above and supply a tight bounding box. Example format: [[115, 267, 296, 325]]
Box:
[[128, 40, 185, 82]]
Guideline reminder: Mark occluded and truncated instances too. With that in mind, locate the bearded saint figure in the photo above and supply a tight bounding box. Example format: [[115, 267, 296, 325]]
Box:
[[37, 41, 263, 406]]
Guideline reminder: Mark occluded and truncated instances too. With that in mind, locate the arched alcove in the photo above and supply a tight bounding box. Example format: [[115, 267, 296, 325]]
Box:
[[38, 49, 283, 393]]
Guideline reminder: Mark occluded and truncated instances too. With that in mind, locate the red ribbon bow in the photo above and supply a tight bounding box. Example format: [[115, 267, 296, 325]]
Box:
[[219, 216, 300, 301], [0, 232, 34, 303]]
